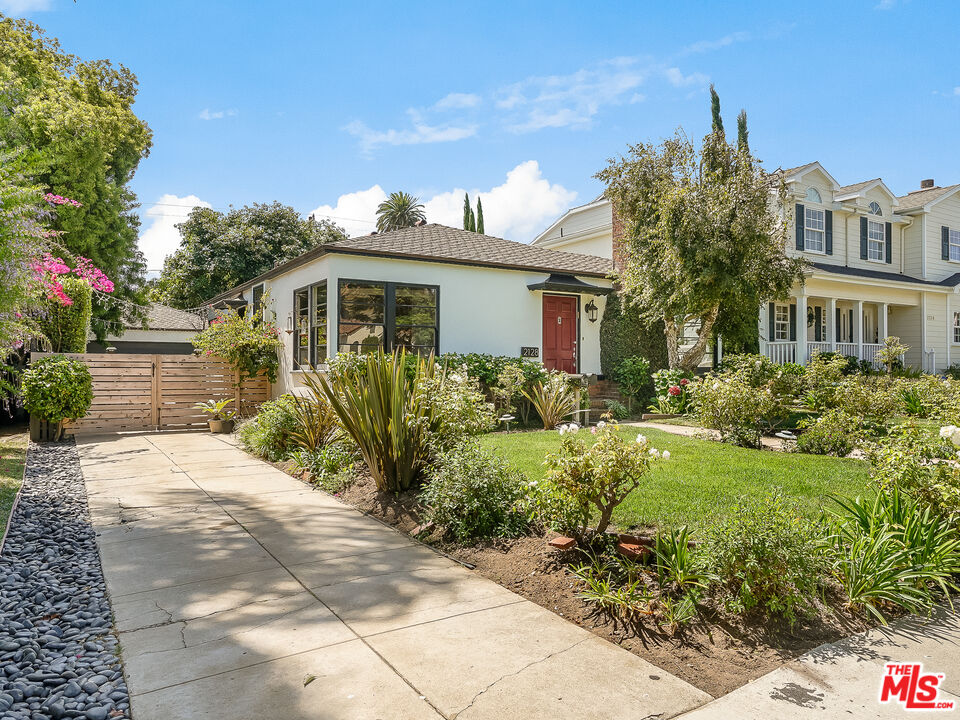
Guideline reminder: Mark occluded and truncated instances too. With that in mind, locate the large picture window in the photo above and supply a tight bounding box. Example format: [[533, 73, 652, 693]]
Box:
[[338, 279, 439, 354], [293, 281, 327, 368]]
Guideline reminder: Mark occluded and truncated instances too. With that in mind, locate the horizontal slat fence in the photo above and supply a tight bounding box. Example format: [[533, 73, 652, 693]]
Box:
[[31, 353, 270, 436]]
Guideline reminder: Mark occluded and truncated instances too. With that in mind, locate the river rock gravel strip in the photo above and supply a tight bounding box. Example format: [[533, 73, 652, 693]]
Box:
[[0, 440, 129, 720]]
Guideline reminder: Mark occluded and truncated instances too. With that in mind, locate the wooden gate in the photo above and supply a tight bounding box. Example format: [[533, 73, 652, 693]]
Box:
[[31, 353, 270, 436]]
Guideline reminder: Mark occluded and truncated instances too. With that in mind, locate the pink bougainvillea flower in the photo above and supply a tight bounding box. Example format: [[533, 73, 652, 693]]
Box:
[[44, 192, 82, 207]]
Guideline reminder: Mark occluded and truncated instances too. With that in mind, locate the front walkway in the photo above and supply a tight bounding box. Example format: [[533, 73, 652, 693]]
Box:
[[76, 432, 710, 720]]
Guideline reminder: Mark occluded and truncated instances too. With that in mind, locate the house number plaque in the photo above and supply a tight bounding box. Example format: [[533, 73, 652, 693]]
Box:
[[520, 346, 539, 358]]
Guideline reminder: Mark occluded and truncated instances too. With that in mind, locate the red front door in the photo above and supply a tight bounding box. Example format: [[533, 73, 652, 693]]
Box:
[[542, 294, 578, 373]]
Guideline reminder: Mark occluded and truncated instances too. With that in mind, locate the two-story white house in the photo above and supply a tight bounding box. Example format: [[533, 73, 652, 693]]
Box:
[[534, 163, 960, 372]]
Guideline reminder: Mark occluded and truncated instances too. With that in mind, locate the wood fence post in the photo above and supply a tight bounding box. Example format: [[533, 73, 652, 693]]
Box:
[[152, 355, 162, 429], [234, 367, 241, 417]]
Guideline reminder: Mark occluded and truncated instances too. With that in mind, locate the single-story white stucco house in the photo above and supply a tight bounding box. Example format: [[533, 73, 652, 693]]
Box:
[[206, 224, 613, 396], [87, 303, 205, 354]]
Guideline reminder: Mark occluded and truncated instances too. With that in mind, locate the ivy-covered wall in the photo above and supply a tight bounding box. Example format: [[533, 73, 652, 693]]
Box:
[[599, 289, 668, 381]]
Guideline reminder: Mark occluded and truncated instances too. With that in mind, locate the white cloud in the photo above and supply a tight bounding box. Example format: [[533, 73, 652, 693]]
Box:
[[432, 92, 481, 110], [682, 31, 750, 55], [954, 87, 960, 96], [138, 194, 211, 274], [308, 185, 386, 238], [664, 67, 710, 88], [0, 0, 50, 14], [497, 60, 646, 133], [308, 161, 576, 243], [344, 110, 477, 153], [198, 108, 237, 121]]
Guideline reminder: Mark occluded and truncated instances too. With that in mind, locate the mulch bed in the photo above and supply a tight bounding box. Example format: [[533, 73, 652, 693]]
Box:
[[330, 471, 876, 698]]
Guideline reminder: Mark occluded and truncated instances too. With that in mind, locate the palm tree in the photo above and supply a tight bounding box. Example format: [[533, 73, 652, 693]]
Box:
[[375, 191, 426, 232]]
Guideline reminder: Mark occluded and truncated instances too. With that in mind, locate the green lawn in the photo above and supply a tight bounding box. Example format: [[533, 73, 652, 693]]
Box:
[[0, 432, 26, 536], [480, 427, 872, 530]]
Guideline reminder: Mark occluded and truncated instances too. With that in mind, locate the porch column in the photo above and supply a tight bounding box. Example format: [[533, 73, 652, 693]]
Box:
[[854, 299, 864, 360], [878, 302, 888, 342], [828, 298, 837, 352], [796, 294, 808, 364]]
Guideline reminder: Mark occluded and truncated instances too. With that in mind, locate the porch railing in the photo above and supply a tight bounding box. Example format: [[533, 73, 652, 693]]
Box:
[[806, 342, 831, 361], [837, 342, 857, 357], [766, 342, 796, 364]]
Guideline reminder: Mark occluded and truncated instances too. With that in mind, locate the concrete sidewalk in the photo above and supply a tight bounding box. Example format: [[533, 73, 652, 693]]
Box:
[[677, 607, 960, 718], [77, 431, 710, 720]]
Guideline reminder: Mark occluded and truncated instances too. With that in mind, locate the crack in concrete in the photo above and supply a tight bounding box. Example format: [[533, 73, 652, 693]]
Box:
[[451, 636, 591, 719]]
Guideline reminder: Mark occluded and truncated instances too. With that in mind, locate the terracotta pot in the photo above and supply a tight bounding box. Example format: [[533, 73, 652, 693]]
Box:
[[208, 418, 235, 434]]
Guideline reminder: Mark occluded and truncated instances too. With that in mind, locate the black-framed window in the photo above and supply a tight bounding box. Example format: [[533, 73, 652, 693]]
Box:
[[338, 279, 439, 355], [293, 281, 327, 368]]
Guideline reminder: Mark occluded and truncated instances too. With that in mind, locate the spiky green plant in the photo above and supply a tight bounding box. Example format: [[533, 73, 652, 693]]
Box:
[[523, 374, 578, 429], [654, 526, 710, 592], [315, 350, 437, 493]]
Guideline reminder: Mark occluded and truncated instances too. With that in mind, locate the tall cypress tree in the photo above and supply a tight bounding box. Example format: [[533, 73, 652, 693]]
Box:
[[463, 193, 472, 230], [737, 109, 749, 154], [709, 84, 723, 134], [468, 207, 476, 232], [476, 197, 484, 234]]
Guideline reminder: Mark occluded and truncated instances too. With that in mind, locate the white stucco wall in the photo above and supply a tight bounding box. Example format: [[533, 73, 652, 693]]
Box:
[[248, 253, 611, 396]]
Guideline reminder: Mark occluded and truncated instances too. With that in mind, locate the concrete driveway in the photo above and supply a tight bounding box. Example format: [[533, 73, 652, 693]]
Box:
[[77, 432, 710, 720]]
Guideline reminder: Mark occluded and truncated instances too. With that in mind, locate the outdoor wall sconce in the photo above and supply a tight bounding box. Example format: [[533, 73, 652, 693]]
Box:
[[585, 299, 598, 323], [285, 312, 294, 334]]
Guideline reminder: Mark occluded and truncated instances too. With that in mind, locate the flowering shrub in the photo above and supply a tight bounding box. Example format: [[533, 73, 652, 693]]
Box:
[[803, 351, 848, 410], [44, 193, 82, 207], [192, 307, 281, 383], [692, 370, 784, 448], [867, 424, 960, 516], [421, 441, 529, 540], [796, 409, 861, 457], [876, 336, 909, 373], [31, 254, 114, 353], [701, 493, 824, 623], [612, 355, 651, 412], [441, 353, 548, 424], [415, 366, 495, 450], [21, 355, 93, 440], [650, 368, 693, 413], [532, 423, 662, 537], [833, 376, 899, 424]]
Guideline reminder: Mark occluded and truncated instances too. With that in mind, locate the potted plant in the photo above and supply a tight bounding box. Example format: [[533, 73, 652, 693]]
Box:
[[194, 398, 237, 433]]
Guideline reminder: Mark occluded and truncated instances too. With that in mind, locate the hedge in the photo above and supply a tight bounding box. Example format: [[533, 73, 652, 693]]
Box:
[[36, 276, 92, 353]]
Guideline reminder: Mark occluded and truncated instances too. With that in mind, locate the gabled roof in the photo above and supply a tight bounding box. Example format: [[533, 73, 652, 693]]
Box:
[[532, 197, 612, 245], [834, 178, 899, 204], [895, 184, 960, 214], [778, 161, 841, 190], [207, 224, 614, 303]]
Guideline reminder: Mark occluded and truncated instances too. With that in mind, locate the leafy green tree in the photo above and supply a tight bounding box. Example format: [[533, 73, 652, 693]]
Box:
[[153, 202, 345, 309], [597, 107, 804, 370], [376, 191, 425, 232], [0, 16, 153, 339], [476, 196, 484, 234]]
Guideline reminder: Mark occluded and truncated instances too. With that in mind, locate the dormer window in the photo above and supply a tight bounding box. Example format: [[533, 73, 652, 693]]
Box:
[[869, 201, 882, 216], [804, 207, 825, 252], [805, 187, 822, 204]]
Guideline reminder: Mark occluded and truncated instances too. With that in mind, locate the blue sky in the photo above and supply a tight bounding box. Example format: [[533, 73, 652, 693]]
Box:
[[5, 0, 960, 272]]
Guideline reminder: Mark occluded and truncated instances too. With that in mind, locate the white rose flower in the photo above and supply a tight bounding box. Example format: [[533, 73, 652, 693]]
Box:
[[649, 448, 660, 458], [597, 420, 607, 429], [939, 425, 956, 439], [636, 433, 647, 444], [662, 450, 671, 459]]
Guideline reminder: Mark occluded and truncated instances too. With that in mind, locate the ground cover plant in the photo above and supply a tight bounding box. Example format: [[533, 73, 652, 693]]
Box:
[[0, 431, 26, 533]]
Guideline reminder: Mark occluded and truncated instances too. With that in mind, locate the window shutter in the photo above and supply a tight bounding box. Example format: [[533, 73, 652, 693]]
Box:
[[836, 308, 841, 342], [825, 210, 833, 255], [943, 226, 951, 261], [814, 306, 822, 341], [795, 204, 804, 251], [885, 222, 892, 264], [768, 302, 776, 341], [860, 217, 868, 260], [789, 304, 797, 342], [848, 309, 854, 343]]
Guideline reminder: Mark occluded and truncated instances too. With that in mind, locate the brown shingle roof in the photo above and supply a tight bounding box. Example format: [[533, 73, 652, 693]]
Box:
[[129, 304, 205, 331], [206, 224, 613, 303], [327, 224, 613, 276], [896, 184, 960, 213], [835, 178, 881, 196], [778, 161, 819, 177]]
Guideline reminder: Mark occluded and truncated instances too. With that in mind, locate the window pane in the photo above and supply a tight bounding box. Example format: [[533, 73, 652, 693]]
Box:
[[294, 289, 309, 366], [394, 327, 435, 349], [338, 323, 383, 353], [395, 286, 436, 306], [395, 306, 437, 326], [339, 282, 385, 323]]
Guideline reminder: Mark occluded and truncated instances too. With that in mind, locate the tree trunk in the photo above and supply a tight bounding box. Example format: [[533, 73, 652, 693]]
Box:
[[675, 306, 720, 372], [664, 316, 681, 370]]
